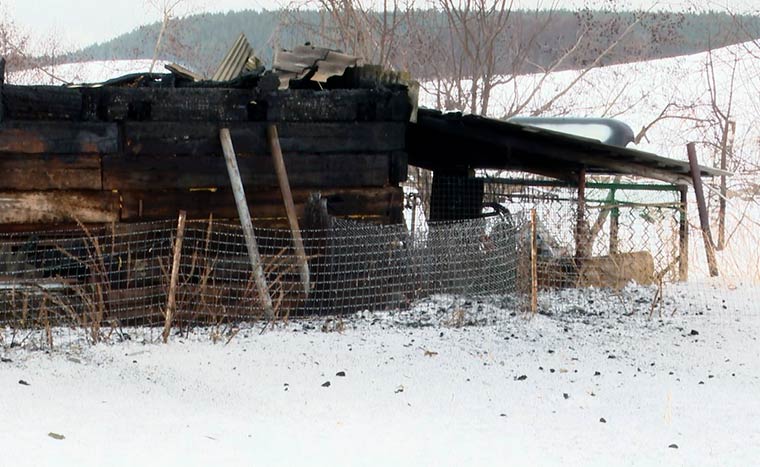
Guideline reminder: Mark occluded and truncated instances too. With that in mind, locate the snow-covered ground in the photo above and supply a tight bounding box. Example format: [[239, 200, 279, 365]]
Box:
[[1, 284, 759, 466], [7, 59, 169, 85]]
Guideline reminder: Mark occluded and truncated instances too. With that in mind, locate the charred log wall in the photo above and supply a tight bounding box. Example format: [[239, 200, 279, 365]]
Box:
[[0, 84, 411, 229]]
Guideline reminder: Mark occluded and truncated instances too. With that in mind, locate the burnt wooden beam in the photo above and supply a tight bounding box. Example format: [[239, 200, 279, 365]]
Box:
[[575, 168, 588, 261], [123, 122, 405, 156], [103, 153, 391, 191], [120, 187, 403, 221], [264, 89, 411, 122], [0, 191, 120, 224], [2, 85, 83, 120], [0, 121, 118, 154], [82, 87, 256, 122], [678, 185, 689, 281], [0, 154, 102, 190]]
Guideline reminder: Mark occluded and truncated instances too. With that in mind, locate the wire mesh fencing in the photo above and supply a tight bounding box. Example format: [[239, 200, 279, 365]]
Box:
[[0, 212, 525, 339]]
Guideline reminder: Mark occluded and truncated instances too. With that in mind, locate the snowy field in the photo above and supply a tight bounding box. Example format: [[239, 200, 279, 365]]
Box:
[[1, 284, 759, 467]]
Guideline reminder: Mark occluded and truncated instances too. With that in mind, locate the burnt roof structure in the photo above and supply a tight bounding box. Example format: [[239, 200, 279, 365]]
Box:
[[407, 109, 727, 185]]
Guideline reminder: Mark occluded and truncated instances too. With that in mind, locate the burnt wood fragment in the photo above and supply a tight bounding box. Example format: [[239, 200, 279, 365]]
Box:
[[2, 85, 83, 120], [0, 121, 118, 154]]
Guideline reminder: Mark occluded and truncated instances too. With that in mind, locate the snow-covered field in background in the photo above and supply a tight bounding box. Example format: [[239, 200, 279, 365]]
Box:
[[1, 283, 759, 467]]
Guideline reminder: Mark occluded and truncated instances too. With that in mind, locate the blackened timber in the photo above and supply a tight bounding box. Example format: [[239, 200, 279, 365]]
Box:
[[120, 187, 403, 221], [0, 154, 102, 190], [0, 57, 4, 123], [0, 121, 118, 154], [122, 122, 405, 156], [0, 191, 120, 224], [103, 153, 391, 190], [2, 85, 83, 120], [82, 87, 256, 122], [264, 89, 412, 122]]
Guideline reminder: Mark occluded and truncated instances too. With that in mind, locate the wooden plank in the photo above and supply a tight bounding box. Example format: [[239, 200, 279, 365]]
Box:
[[0, 154, 101, 190], [268, 124, 310, 296], [123, 122, 405, 156], [0, 191, 119, 224], [0, 121, 118, 154], [103, 152, 391, 190], [0, 57, 4, 123], [678, 186, 689, 282], [2, 85, 83, 120], [163, 210, 186, 343], [120, 187, 403, 221]]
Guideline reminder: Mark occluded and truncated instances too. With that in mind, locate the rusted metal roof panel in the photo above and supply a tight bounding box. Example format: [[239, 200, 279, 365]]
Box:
[[273, 45, 362, 89]]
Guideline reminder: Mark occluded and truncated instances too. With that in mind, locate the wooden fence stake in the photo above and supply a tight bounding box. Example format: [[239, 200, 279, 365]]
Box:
[[530, 208, 538, 314], [163, 210, 186, 343], [220, 128, 275, 320], [687, 142, 718, 277], [267, 124, 310, 296]]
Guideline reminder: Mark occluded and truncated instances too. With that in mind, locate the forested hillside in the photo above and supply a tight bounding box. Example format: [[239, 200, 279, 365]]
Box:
[[65, 9, 760, 78]]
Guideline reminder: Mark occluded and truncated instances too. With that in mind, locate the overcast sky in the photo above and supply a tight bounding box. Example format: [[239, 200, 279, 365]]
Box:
[[4, 0, 758, 53]]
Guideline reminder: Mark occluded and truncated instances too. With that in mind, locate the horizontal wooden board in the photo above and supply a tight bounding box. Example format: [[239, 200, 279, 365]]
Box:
[[264, 89, 412, 122], [0, 191, 119, 224], [123, 121, 405, 156], [103, 153, 391, 190], [81, 87, 257, 122], [120, 186, 403, 221], [0, 154, 101, 190], [2, 85, 83, 120], [0, 121, 118, 154]]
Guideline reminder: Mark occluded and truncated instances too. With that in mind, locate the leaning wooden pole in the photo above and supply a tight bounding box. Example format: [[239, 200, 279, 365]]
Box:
[[220, 128, 275, 320], [575, 168, 588, 263], [687, 142, 718, 277], [267, 124, 310, 296], [163, 210, 187, 344]]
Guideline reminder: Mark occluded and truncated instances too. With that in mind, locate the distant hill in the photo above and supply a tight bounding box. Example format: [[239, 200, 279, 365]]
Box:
[[62, 9, 760, 79]]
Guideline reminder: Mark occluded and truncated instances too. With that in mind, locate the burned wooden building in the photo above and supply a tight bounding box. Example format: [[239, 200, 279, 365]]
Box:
[[0, 47, 412, 230]]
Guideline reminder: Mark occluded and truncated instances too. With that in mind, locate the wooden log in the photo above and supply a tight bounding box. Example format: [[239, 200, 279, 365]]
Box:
[[0, 191, 119, 224], [2, 85, 83, 120], [102, 152, 392, 191], [120, 187, 403, 222], [264, 88, 412, 122], [163, 210, 186, 343], [687, 142, 718, 277], [123, 121, 405, 156], [0, 121, 118, 154], [0, 154, 101, 190], [220, 128, 274, 320], [83, 87, 256, 122], [268, 124, 310, 296]]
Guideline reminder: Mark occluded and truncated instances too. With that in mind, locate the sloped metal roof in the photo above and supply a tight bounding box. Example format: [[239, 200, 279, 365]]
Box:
[[211, 33, 260, 82], [408, 109, 728, 184]]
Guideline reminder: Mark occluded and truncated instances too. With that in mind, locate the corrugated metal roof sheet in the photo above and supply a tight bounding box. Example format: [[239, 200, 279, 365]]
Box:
[[211, 33, 260, 82], [273, 45, 362, 89]]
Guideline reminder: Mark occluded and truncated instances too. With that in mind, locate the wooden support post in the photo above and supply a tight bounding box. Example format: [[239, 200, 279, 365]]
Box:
[[530, 208, 538, 314], [678, 185, 689, 282], [717, 120, 735, 251], [575, 168, 587, 262], [220, 128, 275, 320], [267, 124, 310, 296], [687, 142, 718, 277], [163, 210, 186, 344]]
